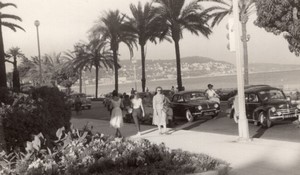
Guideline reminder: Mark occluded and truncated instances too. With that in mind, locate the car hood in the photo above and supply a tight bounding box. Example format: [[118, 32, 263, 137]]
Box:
[[187, 100, 217, 106], [263, 99, 290, 107]]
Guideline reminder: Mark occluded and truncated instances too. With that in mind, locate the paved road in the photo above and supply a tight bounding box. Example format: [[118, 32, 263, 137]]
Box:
[[71, 101, 300, 142]]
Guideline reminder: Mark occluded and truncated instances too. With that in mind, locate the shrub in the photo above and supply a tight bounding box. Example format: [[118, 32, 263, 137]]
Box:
[[1, 86, 71, 151], [0, 127, 228, 175]]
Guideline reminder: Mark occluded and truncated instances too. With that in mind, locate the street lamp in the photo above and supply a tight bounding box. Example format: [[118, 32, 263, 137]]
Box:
[[34, 20, 42, 86], [131, 57, 137, 91]]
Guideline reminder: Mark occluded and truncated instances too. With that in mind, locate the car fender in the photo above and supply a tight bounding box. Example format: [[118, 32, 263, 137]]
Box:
[[253, 106, 273, 120]]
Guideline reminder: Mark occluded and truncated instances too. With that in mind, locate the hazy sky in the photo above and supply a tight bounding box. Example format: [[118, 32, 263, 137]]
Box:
[[3, 0, 300, 72]]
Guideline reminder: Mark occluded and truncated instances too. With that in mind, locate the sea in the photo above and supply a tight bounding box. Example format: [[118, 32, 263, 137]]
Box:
[[71, 69, 300, 96]]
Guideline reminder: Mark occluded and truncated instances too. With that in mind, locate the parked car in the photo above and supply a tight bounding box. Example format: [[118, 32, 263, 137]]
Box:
[[227, 86, 300, 128], [69, 93, 92, 110], [170, 91, 220, 122]]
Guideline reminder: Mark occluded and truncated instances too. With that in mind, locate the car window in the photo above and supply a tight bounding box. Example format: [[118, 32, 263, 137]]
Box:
[[258, 90, 285, 101], [247, 93, 259, 103], [183, 92, 206, 102]]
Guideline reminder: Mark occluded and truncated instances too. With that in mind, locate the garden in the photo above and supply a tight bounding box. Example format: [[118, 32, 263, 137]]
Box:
[[0, 87, 229, 174]]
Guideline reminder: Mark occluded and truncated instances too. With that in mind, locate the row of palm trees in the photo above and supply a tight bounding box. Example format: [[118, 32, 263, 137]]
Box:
[[0, 0, 256, 96]]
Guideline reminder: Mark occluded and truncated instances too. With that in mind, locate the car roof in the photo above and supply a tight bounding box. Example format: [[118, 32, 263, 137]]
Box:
[[175, 90, 205, 95], [245, 86, 281, 93]]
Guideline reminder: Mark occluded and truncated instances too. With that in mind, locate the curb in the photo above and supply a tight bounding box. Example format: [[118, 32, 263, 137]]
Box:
[[187, 164, 230, 175]]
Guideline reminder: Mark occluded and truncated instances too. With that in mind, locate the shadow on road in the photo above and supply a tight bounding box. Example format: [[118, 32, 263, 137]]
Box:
[[252, 126, 268, 139]]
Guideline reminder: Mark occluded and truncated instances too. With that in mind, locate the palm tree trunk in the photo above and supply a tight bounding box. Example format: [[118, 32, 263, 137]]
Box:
[[113, 49, 118, 93], [141, 45, 146, 92], [13, 58, 20, 92], [174, 40, 183, 91], [0, 22, 7, 88], [241, 22, 249, 85], [95, 66, 99, 98], [79, 70, 82, 93]]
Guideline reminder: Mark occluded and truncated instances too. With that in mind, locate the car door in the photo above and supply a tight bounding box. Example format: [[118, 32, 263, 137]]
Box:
[[171, 95, 185, 117], [246, 93, 260, 120]]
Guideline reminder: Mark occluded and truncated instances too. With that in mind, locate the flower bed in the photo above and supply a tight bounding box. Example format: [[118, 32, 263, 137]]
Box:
[[0, 127, 228, 175]]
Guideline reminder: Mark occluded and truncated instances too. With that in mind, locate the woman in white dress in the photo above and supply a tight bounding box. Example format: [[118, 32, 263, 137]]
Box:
[[152, 87, 167, 134], [110, 90, 124, 137]]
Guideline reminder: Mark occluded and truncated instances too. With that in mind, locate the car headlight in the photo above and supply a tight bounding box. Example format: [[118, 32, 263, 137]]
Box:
[[297, 104, 300, 109], [270, 107, 276, 113], [197, 106, 202, 110], [214, 103, 219, 108]]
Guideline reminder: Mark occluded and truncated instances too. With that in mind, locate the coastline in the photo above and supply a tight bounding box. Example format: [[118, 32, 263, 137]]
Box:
[[74, 69, 300, 89]]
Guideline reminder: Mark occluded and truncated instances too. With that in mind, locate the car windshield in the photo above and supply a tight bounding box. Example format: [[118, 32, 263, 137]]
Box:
[[258, 90, 285, 101], [183, 92, 207, 102]]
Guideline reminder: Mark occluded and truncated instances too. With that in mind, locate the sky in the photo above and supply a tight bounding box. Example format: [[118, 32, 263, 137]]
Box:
[[3, 0, 300, 72]]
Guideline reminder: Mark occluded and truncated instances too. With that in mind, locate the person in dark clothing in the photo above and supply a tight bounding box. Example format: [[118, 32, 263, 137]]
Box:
[[74, 95, 82, 115]]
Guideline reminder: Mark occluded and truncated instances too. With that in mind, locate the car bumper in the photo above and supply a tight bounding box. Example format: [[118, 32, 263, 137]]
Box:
[[192, 109, 220, 116], [269, 113, 299, 120]]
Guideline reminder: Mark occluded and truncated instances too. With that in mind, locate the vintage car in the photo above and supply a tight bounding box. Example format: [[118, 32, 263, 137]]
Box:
[[170, 91, 220, 122], [227, 86, 300, 128], [69, 93, 92, 110]]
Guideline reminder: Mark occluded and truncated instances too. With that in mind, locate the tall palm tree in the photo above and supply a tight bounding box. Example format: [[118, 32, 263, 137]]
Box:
[[63, 43, 87, 93], [91, 10, 137, 93], [6, 47, 24, 91], [69, 40, 114, 98], [201, 0, 256, 85], [154, 0, 211, 91], [0, 2, 24, 88], [128, 1, 170, 92]]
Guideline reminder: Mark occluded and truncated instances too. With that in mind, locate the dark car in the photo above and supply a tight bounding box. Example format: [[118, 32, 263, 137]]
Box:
[[227, 86, 300, 128], [170, 91, 220, 122], [69, 93, 92, 110]]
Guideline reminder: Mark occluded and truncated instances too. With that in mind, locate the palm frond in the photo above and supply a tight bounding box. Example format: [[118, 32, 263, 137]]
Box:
[[0, 14, 22, 21], [0, 2, 17, 9], [1, 21, 25, 32]]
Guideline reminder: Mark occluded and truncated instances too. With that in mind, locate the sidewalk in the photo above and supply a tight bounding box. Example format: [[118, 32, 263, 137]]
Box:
[[139, 127, 300, 175]]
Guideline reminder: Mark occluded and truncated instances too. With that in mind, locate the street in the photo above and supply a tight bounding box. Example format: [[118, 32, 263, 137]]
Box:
[[71, 101, 300, 143]]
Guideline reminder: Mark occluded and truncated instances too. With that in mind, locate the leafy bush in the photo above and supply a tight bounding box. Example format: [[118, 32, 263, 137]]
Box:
[[0, 126, 228, 175], [1, 86, 71, 151]]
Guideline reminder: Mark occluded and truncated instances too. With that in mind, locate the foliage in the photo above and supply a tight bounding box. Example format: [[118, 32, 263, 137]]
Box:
[[0, 2, 25, 88], [5, 47, 24, 91], [255, 0, 300, 56], [1, 87, 71, 151], [0, 126, 228, 175]]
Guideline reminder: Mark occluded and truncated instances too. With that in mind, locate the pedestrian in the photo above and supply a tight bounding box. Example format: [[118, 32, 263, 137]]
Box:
[[146, 87, 149, 92], [152, 86, 168, 134], [74, 95, 82, 115], [205, 84, 220, 103], [131, 92, 145, 136], [171, 86, 175, 93], [233, 95, 239, 124], [131, 88, 135, 95], [122, 94, 132, 117], [109, 90, 124, 138]]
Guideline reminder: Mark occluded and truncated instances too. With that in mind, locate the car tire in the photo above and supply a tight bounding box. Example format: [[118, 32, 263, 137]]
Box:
[[259, 111, 272, 128], [186, 110, 194, 122]]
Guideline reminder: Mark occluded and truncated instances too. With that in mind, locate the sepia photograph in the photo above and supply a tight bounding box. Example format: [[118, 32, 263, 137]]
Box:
[[0, 0, 300, 174]]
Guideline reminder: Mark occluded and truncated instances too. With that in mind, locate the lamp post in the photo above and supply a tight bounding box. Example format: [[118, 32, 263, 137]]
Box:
[[34, 20, 42, 86], [233, 0, 250, 141], [131, 57, 137, 91]]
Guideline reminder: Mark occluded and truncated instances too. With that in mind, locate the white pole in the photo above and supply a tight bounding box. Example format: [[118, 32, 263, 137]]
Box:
[[233, 0, 250, 140]]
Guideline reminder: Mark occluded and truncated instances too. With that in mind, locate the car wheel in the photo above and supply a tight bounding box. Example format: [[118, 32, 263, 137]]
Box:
[[186, 110, 194, 122], [259, 111, 272, 128]]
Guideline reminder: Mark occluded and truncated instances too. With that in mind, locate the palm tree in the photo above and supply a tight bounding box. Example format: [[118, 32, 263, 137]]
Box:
[[0, 2, 25, 88], [69, 40, 114, 98], [128, 1, 170, 92], [91, 10, 137, 93], [63, 43, 86, 93], [154, 0, 211, 91], [6, 47, 24, 91], [201, 0, 256, 85]]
